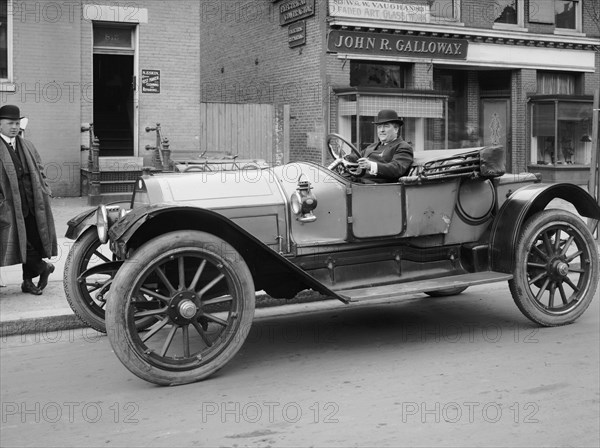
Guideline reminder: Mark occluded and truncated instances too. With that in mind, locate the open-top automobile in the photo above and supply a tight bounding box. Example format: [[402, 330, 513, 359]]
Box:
[[64, 134, 600, 385]]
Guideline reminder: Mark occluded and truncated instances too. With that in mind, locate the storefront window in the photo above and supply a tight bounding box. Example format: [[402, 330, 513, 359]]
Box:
[[434, 68, 468, 148], [350, 62, 406, 89], [0, 0, 8, 79], [335, 90, 448, 152], [530, 97, 593, 166]]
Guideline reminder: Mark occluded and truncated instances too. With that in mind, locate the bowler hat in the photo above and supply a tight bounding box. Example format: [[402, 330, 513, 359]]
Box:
[[373, 109, 403, 126], [0, 105, 24, 120]]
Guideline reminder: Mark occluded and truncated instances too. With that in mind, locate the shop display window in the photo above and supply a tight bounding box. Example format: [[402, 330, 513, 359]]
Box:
[[530, 96, 593, 166], [335, 89, 448, 152]]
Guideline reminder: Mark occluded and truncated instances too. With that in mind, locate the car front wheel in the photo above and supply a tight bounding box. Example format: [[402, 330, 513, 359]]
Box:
[[106, 230, 255, 385], [509, 210, 599, 326]]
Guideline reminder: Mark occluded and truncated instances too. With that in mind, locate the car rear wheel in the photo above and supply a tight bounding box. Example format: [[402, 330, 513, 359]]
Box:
[[106, 230, 255, 385], [509, 210, 599, 326]]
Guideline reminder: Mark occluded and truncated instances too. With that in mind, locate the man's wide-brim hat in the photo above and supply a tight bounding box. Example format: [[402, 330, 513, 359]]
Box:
[[373, 109, 403, 126], [0, 105, 24, 120]]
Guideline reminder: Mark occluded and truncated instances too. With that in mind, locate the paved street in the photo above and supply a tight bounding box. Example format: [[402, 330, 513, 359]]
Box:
[[1, 282, 598, 447]]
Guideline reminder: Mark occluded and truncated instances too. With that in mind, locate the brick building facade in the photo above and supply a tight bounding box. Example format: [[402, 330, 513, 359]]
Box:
[[1, 0, 201, 196], [1, 1, 599, 196], [200, 0, 600, 182]]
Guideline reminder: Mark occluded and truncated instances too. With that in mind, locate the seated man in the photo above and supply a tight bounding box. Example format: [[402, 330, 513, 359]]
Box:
[[353, 109, 414, 183]]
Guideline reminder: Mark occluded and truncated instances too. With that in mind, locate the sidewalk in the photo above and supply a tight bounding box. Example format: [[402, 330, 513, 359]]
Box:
[[0, 195, 597, 337], [0, 196, 91, 335]]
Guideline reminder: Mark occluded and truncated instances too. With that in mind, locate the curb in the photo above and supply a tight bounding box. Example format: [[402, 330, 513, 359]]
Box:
[[0, 286, 332, 338]]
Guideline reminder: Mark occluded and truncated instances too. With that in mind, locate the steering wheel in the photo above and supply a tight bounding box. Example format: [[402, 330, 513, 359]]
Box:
[[326, 133, 364, 176]]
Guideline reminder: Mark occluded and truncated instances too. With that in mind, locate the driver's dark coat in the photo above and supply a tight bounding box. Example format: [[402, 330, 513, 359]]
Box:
[[361, 137, 413, 183]]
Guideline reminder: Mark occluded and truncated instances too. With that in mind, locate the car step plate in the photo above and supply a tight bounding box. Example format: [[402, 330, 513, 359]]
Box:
[[338, 271, 513, 303]]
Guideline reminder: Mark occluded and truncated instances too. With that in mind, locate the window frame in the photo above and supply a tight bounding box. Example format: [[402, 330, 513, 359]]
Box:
[[430, 0, 461, 24], [492, 0, 527, 31], [528, 0, 582, 33], [529, 95, 593, 166], [0, 0, 12, 84]]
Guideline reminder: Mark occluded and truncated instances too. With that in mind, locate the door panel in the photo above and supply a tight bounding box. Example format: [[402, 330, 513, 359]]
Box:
[[481, 99, 511, 172]]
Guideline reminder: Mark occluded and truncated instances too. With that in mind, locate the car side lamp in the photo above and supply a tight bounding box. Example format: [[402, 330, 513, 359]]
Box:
[[96, 204, 128, 244], [291, 176, 318, 223]]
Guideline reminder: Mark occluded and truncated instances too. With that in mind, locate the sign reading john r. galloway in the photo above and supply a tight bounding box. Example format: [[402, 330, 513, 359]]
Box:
[[328, 30, 468, 59]]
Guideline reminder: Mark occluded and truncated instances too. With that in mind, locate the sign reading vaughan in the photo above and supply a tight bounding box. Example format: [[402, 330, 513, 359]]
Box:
[[329, 0, 430, 23], [328, 30, 468, 59]]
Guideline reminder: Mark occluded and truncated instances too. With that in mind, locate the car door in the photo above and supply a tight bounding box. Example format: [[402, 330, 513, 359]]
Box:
[[351, 183, 405, 238]]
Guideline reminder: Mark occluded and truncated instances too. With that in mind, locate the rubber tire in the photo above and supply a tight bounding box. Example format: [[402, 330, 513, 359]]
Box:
[[425, 286, 468, 297], [106, 230, 255, 385], [509, 210, 599, 327], [64, 227, 111, 333]]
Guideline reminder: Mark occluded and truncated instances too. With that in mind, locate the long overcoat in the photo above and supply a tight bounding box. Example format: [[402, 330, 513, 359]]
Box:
[[0, 136, 57, 266]]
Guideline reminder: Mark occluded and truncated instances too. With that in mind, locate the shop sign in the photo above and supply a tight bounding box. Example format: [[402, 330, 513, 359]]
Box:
[[280, 0, 314, 25], [329, 0, 430, 23], [141, 69, 160, 93], [328, 30, 468, 60], [288, 20, 306, 47]]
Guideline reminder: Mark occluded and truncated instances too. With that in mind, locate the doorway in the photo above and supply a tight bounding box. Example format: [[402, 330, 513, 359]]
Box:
[[93, 54, 134, 156], [481, 98, 512, 172]]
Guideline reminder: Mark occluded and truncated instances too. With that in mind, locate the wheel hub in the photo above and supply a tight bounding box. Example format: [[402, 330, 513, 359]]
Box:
[[168, 291, 199, 324], [556, 261, 569, 277]]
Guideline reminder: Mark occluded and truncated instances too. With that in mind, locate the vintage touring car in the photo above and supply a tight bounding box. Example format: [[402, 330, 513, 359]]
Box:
[[64, 134, 600, 385]]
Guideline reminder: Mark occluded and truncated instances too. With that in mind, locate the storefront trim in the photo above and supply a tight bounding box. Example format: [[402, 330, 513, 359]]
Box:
[[334, 42, 595, 73], [467, 43, 595, 72], [329, 19, 598, 48]]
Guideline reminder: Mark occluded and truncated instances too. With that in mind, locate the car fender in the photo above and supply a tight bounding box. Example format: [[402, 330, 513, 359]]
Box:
[[109, 204, 349, 303], [490, 182, 600, 273], [65, 200, 131, 240], [65, 207, 97, 240]]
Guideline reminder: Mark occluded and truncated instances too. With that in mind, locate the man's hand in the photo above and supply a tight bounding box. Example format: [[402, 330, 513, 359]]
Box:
[[357, 158, 370, 170]]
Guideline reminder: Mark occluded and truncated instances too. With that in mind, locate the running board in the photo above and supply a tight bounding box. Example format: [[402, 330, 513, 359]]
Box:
[[338, 271, 513, 303]]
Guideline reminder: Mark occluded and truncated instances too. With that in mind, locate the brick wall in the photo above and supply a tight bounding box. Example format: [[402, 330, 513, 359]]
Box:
[[512, 69, 536, 172], [200, 1, 326, 164], [4, 0, 82, 196], [80, 1, 202, 160], [136, 1, 201, 156]]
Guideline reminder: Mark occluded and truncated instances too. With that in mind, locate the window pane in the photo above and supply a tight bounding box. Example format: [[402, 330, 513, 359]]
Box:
[[350, 62, 405, 89], [555, 0, 576, 29], [430, 0, 455, 20], [529, 0, 554, 23], [494, 0, 518, 24], [537, 72, 575, 94], [558, 102, 591, 164], [532, 103, 555, 164], [0, 0, 7, 79], [93, 26, 133, 49]]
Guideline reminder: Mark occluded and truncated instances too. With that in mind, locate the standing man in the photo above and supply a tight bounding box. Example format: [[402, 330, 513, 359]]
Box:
[[356, 109, 413, 183], [0, 105, 56, 295]]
